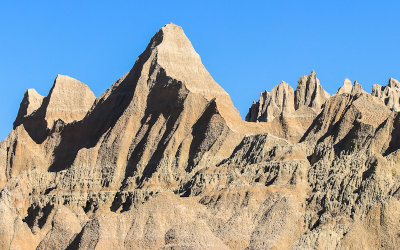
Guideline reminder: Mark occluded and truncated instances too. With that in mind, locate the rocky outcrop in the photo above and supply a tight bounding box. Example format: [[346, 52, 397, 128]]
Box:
[[43, 74, 96, 128], [245, 72, 330, 143], [371, 77, 400, 111], [294, 70, 330, 111], [336, 79, 367, 96], [336, 78, 353, 95], [246, 71, 329, 123], [14, 75, 95, 130], [245, 81, 294, 122], [13, 89, 44, 128], [11, 74, 96, 146], [292, 82, 400, 249], [1, 23, 400, 250]]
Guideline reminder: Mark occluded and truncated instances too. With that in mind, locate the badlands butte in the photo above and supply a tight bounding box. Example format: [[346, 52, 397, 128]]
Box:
[[1, 23, 400, 250]]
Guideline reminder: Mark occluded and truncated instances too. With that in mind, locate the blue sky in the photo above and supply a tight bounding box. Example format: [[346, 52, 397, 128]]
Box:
[[1, 1, 400, 140]]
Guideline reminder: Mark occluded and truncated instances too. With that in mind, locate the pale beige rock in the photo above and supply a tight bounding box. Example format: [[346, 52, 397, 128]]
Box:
[[14, 89, 44, 127], [36, 206, 82, 250], [245, 73, 330, 142], [43, 74, 96, 128], [371, 77, 400, 111], [1, 23, 400, 250], [0, 189, 38, 250], [294, 70, 330, 111], [336, 78, 353, 95], [246, 81, 294, 122]]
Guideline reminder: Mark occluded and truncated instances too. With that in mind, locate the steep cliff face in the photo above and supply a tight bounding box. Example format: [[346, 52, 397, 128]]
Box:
[[1, 23, 400, 250]]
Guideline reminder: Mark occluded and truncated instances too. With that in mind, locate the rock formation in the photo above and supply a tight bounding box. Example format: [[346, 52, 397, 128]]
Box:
[[246, 71, 330, 124], [245, 81, 295, 122], [1, 23, 400, 249], [245, 71, 331, 143], [294, 70, 330, 111], [13, 89, 44, 127], [371, 77, 400, 111], [336, 78, 353, 95]]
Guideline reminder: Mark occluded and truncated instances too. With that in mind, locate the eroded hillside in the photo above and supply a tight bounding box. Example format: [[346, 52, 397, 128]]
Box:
[[1, 23, 399, 249]]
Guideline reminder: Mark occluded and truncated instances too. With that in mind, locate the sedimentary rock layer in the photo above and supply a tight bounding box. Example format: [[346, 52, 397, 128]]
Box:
[[1, 23, 400, 249]]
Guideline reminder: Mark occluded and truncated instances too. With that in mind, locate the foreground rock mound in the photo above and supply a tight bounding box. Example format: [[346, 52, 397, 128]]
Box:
[[1, 23, 400, 249]]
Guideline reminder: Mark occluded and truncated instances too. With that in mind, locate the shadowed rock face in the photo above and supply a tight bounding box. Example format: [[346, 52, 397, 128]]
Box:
[[13, 74, 96, 144], [13, 89, 44, 128], [1, 23, 400, 249]]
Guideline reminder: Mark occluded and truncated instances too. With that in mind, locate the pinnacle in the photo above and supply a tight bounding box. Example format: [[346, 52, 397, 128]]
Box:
[[350, 80, 366, 95], [336, 78, 353, 95], [55, 74, 74, 82], [141, 23, 235, 105], [53, 74, 81, 86], [162, 22, 181, 30], [25, 88, 42, 97], [388, 77, 400, 88], [13, 88, 45, 128], [277, 80, 288, 86], [148, 23, 189, 51], [48, 74, 94, 99]]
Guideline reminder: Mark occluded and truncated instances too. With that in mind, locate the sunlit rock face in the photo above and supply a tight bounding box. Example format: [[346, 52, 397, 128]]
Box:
[[1, 23, 400, 249], [372, 77, 400, 111]]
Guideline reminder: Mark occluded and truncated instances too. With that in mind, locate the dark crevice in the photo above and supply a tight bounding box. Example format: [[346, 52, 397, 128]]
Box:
[[23, 203, 54, 230]]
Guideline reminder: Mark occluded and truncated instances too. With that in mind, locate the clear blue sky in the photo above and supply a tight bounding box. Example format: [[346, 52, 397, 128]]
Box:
[[1, 1, 400, 140]]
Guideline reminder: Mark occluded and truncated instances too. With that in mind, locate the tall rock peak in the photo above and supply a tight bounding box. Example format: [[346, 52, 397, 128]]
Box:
[[246, 71, 331, 123], [336, 78, 353, 95], [106, 22, 241, 126], [335, 79, 366, 96], [388, 77, 400, 89], [245, 80, 295, 122], [294, 70, 330, 111], [13, 89, 44, 128], [147, 23, 233, 103], [3, 24, 400, 250], [351, 80, 365, 95], [270, 81, 295, 113], [42, 74, 96, 128]]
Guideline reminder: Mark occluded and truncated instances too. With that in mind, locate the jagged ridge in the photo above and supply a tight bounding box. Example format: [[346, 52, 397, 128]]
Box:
[[0, 23, 400, 249]]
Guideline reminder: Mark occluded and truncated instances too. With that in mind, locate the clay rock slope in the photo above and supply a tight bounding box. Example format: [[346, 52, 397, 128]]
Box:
[[1, 23, 400, 249]]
